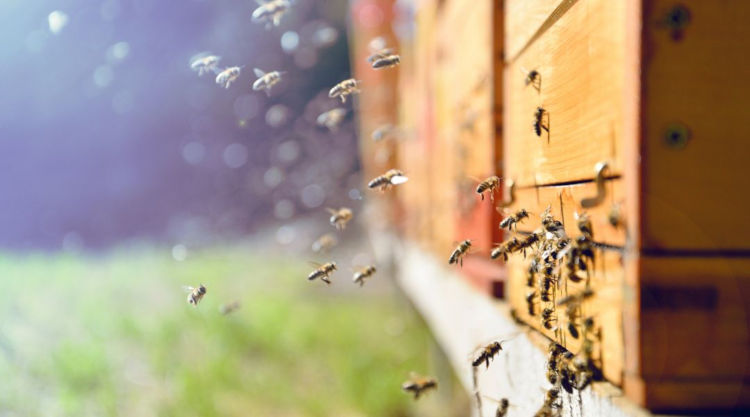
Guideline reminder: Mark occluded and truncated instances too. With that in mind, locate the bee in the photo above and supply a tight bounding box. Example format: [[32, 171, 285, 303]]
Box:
[[472, 341, 504, 368], [523, 68, 541, 89], [184, 284, 207, 306], [560, 364, 578, 393], [327, 207, 353, 230], [490, 237, 520, 261], [526, 291, 538, 316], [307, 262, 337, 284], [252, 68, 283, 95], [371, 123, 396, 142], [366, 37, 396, 63], [367, 169, 408, 191], [541, 307, 557, 331], [316, 108, 347, 131], [540, 206, 563, 236], [533, 106, 549, 137], [352, 265, 376, 287], [575, 212, 593, 239], [499, 208, 529, 231], [401, 373, 437, 400], [448, 240, 472, 267], [328, 78, 361, 103], [544, 387, 562, 410], [557, 288, 595, 307], [311, 233, 337, 253], [251, 0, 292, 29], [475, 175, 501, 201], [372, 54, 401, 69], [215, 66, 241, 89], [539, 263, 557, 302], [495, 398, 510, 417], [526, 256, 539, 286], [608, 203, 623, 228], [219, 300, 241, 315], [190, 54, 221, 76]]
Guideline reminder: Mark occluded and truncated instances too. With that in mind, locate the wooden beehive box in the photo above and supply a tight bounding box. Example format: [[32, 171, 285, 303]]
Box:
[[502, 0, 750, 412]]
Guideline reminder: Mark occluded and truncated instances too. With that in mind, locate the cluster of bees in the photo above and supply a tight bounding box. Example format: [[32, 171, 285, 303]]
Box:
[[188, 2, 444, 405]]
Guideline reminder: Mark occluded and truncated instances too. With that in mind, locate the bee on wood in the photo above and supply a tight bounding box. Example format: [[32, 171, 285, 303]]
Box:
[[312, 233, 337, 253], [252, 68, 283, 95], [372, 54, 401, 69], [526, 255, 539, 287], [215, 66, 241, 89], [534, 387, 561, 417], [541, 307, 558, 331], [557, 288, 595, 307], [352, 265, 376, 287], [251, 0, 292, 29], [307, 262, 337, 285], [190, 54, 221, 76], [184, 284, 207, 306], [316, 108, 347, 131], [539, 264, 557, 302], [608, 203, 623, 228], [490, 237, 520, 261], [367, 169, 408, 191], [526, 291, 538, 316], [326, 207, 353, 230], [401, 373, 437, 400], [575, 212, 594, 239], [219, 300, 241, 315], [495, 398, 510, 417], [499, 208, 529, 231], [523, 68, 541, 90], [560, 364, 578, 394], [472, 341, 504, 369], [449, 239, 472, 267], [540, 206, 564, 236], [533, 107, 549, 137], [328, 78, 361, 103], [476, 175, 501, 201]]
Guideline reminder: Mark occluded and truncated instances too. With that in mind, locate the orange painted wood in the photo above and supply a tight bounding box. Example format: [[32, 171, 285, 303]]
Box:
[[640, 0, 750, 251], [503, 0, 626, 187]]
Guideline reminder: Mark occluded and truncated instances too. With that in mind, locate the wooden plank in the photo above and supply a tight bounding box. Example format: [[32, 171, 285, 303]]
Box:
[[504, 0, 565, 62], [641, 0, 750, 250], [503, 179, 628, 246], [503, 0, 626, 187]]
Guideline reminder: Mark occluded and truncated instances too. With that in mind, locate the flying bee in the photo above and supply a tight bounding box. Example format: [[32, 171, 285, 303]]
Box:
[[541, 307, 557, 331], [371, 123, 397, 142], [366, 48, 395, 63], [540, 206, 564, 236], [499, 208, 529, 231], [327, 207, 353, 230], [215, 66, 241, 89], [401, 373, 437, 400], [475, 175, 501, 201], [449, 239, 472, 267], [190, 54, 221, 76], [490, 237, 520, 261], [307, 262, 337, 284], [252, 68, 284, 95], [533, 106, 549, 137], [251, 0, 292, 29], [526, 291, 538, 316], [219, 300, 241, 315], [184, 284, 207, 306], [608, 202, 623, 228], [575, 212, 593, 239], [328, 78, 361, 103], [316, 108, 347, 131], [372, 54, 401, 69], [472, 341, 504, 369], [311, 233, 337, 253], [367, 169, 408, 191], [352, 265, 376, 287], [516, 231, 542, 258]]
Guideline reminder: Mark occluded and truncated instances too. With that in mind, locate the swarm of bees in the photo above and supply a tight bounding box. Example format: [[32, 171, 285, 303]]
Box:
[[401, 373, 438, 400]]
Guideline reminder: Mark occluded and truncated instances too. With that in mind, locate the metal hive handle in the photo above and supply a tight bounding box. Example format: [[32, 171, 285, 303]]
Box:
[[580, 162, 610, 208]]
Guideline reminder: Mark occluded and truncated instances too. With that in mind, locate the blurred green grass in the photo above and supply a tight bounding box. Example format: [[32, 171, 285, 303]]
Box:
[[0, 246, 462, 417]]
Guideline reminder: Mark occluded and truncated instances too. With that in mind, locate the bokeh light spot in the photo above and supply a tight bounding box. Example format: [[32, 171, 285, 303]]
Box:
[[300, 184, 325, 208], [223, 143, 248, 168]]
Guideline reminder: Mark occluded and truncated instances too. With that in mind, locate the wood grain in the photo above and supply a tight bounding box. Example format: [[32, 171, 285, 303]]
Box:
[[504, 0, 566, 61], [503, 0, 626, 187], [641, 0, 750, 250]]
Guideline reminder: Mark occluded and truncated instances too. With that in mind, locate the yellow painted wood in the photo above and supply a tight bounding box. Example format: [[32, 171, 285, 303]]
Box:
[[503, 0, 626, 187]]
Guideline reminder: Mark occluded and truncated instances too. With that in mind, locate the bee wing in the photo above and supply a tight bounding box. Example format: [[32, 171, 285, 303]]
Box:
[[253, 68, 266, 77], [390, 175, 408, 185], [325, 207, 338, 215], [308, 261, 323, 268], [182, 285, 195, 293]]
